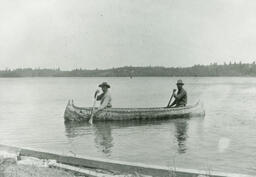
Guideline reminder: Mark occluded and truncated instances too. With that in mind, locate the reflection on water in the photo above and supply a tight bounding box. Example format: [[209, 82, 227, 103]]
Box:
[[93, 123, 113, 156], [65, 119, 190, 157], [65, 121, 114, 157], [65, 121, 90, 138], [174, 119, 188, 154]]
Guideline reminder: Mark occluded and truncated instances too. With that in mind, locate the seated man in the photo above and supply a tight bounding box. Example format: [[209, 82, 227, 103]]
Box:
[[168, 79, 187, 107], [94, 82, 112, 111]]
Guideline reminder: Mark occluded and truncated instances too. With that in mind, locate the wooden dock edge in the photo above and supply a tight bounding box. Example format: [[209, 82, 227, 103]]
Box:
[[0, 144, 252, 177]]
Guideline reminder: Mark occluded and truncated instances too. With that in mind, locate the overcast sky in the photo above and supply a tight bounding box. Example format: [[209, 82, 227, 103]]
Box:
[[1, 0, 256, 69]]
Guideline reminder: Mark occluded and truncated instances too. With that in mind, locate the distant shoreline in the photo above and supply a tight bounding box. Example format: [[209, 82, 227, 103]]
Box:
[[1, 62, 256, 77], [0, 76, 255, 78]]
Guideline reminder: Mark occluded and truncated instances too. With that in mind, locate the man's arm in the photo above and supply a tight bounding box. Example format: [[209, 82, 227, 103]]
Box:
[[92, 95, 109, 114], [94, 90, 105, 101], [168, 99, 176, 107], [173, 90, 186, 100], [98, 95, 111, 110], [96, 93, 104, 101]]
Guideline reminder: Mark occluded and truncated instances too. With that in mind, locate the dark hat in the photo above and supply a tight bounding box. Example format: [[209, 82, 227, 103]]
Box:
[[176, 79, 184, 85], [99, 82, 110, 88]]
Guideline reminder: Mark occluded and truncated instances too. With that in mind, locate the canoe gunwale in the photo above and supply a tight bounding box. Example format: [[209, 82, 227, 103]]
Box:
[[69, 100, 201, 114]]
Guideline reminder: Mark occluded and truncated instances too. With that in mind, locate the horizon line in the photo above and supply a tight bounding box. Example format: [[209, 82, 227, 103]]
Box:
[[1, 61, 256, 71]]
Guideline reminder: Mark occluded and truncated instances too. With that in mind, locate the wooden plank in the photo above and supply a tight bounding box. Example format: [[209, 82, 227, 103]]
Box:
[[0, 144, 253, 177]]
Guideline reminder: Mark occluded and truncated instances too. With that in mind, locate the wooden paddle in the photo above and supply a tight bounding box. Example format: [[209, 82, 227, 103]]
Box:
[[167, 89, 176, 107], [89, 91, 98, 124]]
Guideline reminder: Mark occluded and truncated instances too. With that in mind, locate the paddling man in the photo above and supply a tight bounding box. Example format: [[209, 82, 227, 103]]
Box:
[[168, 79, 187, 107], [94, 82, 112, 112]]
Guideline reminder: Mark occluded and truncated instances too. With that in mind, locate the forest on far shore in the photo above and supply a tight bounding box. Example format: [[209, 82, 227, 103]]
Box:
[[1, 62, 256, 77]]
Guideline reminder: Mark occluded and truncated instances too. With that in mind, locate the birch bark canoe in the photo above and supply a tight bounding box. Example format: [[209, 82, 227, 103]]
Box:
[[64, 100, 205, 122]]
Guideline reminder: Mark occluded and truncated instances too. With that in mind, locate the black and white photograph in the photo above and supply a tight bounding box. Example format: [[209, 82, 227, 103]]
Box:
[[0, 0, 255, 176]]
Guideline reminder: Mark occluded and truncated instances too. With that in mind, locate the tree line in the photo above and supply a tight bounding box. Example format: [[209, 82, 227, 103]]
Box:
[[1, 62, 256, 77]]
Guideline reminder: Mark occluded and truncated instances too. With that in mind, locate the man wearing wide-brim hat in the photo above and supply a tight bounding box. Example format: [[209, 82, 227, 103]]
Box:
[[168, 79, 187, 107], [94, 82, 112, 111]]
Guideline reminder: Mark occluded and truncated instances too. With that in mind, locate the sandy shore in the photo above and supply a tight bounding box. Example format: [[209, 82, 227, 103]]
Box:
[[0, 157, 77, 177], [0, 153, 145, 177]]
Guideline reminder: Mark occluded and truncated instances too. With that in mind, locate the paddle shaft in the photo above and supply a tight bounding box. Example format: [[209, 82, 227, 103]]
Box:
[[167, 89, 176, 107], [89, 92, 98, 124]]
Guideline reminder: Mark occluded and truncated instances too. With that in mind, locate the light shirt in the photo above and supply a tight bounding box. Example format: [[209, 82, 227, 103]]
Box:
[[96, 90, 112, 110], [173, 88, 187, 107]]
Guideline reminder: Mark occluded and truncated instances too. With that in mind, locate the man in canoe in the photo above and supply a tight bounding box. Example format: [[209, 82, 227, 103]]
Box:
[[94, 82, 112, 110], [167, 79, 187, 107], [89, 82, 112, 124]]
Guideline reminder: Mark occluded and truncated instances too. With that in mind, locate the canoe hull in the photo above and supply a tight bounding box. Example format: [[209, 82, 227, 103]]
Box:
[[64, 100, 205, 122]]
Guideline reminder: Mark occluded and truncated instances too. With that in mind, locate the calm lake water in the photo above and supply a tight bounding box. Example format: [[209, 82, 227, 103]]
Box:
[[0, 77, 255, 175]]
